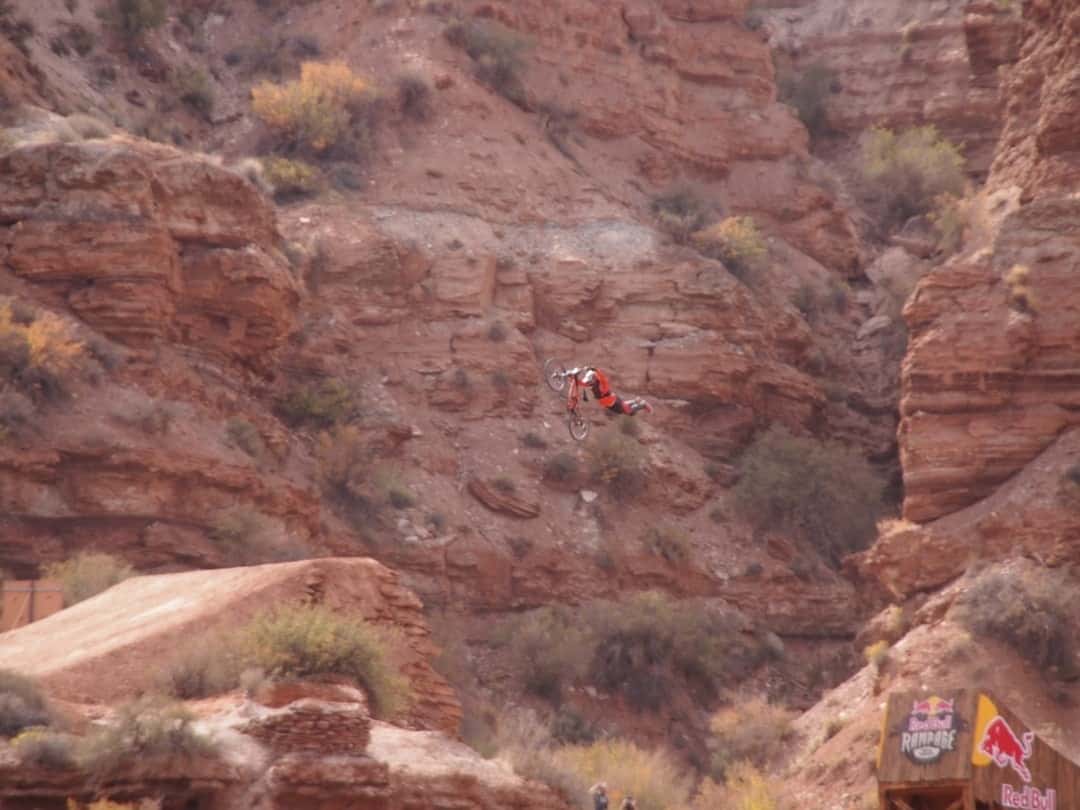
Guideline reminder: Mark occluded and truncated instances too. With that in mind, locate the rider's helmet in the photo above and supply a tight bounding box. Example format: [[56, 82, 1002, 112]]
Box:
[[580, 368, 597, 385]]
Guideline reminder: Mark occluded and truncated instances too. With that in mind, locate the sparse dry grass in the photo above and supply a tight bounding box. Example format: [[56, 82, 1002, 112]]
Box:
[[709, 696, 796, 778]]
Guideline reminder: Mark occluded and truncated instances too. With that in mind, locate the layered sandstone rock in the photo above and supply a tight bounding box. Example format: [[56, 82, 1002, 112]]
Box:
[[765, 0, 1022, 175], [0, 134, 299, 367], [0, 559, 462, 734]]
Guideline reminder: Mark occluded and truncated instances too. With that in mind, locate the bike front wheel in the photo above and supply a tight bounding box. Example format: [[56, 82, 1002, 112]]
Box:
[[569, 411, 590, 441], [544, 358, 567, 392]]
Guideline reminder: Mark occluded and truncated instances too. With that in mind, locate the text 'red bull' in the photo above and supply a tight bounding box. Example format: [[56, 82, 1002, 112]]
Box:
[[980, 716, 1035, 783], [1001, 785, 1055, 810]]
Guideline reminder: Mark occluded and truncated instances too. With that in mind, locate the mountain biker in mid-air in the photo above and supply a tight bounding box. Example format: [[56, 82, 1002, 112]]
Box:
[[571, 366, 653, 416]]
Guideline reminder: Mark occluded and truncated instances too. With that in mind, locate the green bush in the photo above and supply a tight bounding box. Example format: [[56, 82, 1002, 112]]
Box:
[[0, 388, 34, 441], [551, 739, 693, 810], [732, 426, 884, 563], [860, 125, 966, 230], [159, 635, 239, 700], [262, 156, 322, 201], [102, 0, 166, 42], [650, 187, 710, 244], [11, 729, 76, 769], [506, 593, 765, 711], [208, 506, 308, 565], [444, 19, 529, 107], [586, 429, 647, 501], [175, 65, 214, 118], [398, 73, 432, 120], [951, 565, 1073, 674], [239, 604, 410, 716], [43, 552, 133, 605], [779, 62, 833, 138], [77, 697, 216, 778], [642, 526, 690, 564], [277, 377, 359, 428], [521, 431, 548, 449], [544, 452, 579, 482], [226, 418, 266, 459], [0, 670, 51, 737]]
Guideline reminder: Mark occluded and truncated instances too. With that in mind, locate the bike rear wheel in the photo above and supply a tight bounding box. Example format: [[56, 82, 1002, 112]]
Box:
[[569, 411, 590, 441], [544, 358, 567, 392]]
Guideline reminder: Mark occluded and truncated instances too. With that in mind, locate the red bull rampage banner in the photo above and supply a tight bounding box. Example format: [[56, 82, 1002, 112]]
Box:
[[900, 696, 960, 764]]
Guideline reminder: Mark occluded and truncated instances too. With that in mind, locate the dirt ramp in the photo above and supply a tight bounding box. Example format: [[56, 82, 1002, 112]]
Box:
[[0, 558, 461, 733]]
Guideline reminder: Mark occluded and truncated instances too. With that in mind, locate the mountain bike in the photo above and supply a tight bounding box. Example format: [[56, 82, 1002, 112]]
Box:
[[543, 358, 590, 441]]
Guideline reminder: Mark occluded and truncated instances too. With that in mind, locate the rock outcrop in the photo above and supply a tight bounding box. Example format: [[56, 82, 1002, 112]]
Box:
[[0, 135, 300, 368], [765, 0, 1023, 175]]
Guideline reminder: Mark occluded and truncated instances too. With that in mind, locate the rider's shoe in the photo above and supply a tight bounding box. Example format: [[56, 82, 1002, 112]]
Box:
[[640, 400, 654, 415]]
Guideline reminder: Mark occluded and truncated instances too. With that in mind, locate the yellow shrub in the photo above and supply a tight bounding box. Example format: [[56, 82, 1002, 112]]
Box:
[[709, 696, 795, 776], [694, 216, 767, 279], [0, 301, 83, 374], [552, 739, 692, 810], [251, 61, 371, 153], [261, 157, 321, 198], [863, 639, 890, 669], [722, 762, 784, 810]]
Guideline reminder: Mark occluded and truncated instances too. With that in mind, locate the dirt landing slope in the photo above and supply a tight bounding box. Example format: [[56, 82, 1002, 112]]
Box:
[[0, 557, 461, 733]]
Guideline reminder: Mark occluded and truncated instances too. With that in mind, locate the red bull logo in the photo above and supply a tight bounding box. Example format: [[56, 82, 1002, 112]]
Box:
[[1001, 785, 1055, 810], [979, 715, 1035, 783], [900, 695, 960, 764]]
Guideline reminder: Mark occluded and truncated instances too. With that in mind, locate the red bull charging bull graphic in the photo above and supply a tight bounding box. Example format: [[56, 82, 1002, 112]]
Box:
[[899, 695, 961, 764], [979, 714, 1035, 783]]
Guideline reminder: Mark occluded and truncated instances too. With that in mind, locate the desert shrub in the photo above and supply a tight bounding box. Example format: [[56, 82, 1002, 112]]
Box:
[[239, 604, 410, 716], [43, 552, 133, 606], [110, 397, 178, 435], [77, 697, 216, 777], [860, 125, 966, 230], [492, 476, 516, 494], [1004, 263, 1035, 314], [0, 388, 34, 440], [159, 635, 239, 699], [226, 418, 266, 459], [491, 369, 511, 390], [444, 18, 529, 106], [650, 186, 710, 244], [619, 416, 641, 438], [67, 22, 94, 55], [277, 377, 359, 428], [951, 566, 1072, 673], [373, 466, 415, 510], [487, 320, 508, 342], [66, 113, 111, 139], [208, 505, 308, 565], [694, 217, 767, 282], [251, 61, 372, 154], [642, 526, 690, 564], [863, 639, 889, 670], [509, 594, 765, 711], [317, 425, 377, 524], [709, 696, 796, 778], [11, 729, 76, 769], [586, 429, 647, 501], [0, 299, 85, 402], [507, 605, 591, 703], [0, 670, 51, 737], [521, 431, 547, 449], [397, 72, 431, 120], [732, 426, 884, 563], [929, 192, 971, 255], [544, 452, 579, 482], [261, 156, 322, 201], [0, 4, 36, 55], [174, 65, 213, 118], [792, 282, 818, 320], [102, 0, 166, 42], [778, 62, 833, 138], [50, 35, 71, 56], [719, 762, 785, 810], [587, 593, 763, 710], [551, 708, 595, 745], [552, 739, 693, 810]]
